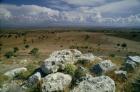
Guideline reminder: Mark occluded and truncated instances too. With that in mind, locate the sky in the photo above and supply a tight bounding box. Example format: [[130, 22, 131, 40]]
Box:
[[0, 0, 140, 28]]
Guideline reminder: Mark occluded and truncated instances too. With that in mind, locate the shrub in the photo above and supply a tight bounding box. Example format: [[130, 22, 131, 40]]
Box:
[[4, 51, 14, 58], [117, 43, 120, 47], [121, 43, 127, 48], [85, 35, 90, 40], [64, 64, 77, 77], [25, 44, 30, 49], [75, 66, 87, 79], [16, 71, 30, 80], [29, 48, 39, 56], [26, 64, 37, 73], [13, 47, 19, 53], [109, 54, 115, 57]]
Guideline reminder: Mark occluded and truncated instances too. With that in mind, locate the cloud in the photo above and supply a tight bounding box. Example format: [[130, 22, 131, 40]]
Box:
[[0, 1, 140, 27], [94, 0, 140, 17], [52, 0, 121, 7]]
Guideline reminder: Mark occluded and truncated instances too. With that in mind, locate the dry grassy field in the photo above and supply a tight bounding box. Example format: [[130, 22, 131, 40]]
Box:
[[0, 29, 140, 92]]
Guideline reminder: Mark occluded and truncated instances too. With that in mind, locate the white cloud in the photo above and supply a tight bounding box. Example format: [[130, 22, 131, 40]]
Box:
[[94, 0, 140, 16], [61, 0, 105, 6], [0, 2, 140, 27]]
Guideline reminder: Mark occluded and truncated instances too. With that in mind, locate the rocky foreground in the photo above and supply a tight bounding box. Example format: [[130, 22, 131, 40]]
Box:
[[1, 49, 140, 92]]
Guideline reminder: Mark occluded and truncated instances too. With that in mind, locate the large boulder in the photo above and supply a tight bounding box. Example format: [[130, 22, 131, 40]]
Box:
[[4, 67, 27, 78], [27, 72, 41, 87], [126, 56, 140, 65], [71, 75, 115, 92], [91, 60, 116, 75], [41, 49, 82, 74], [41, 72, 72, 92]]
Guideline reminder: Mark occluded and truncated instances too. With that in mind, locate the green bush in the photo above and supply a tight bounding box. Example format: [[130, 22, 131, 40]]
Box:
[[64, 64, 77, 77], [121, 43, 127, 48], [29, 48, 39, 56], [109, 54, 115, 57], [13, 47, 19, 53], [16, 71, 31, 80], [25, 44, 30, 49], [4, 51, 14, 58], [75, 66, 87, 79]]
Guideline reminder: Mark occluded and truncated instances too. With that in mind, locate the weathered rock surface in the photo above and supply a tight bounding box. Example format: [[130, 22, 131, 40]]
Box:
[[126, 56, 140, 64], [124, 61, 136, 71], [115, 70, 127, 80], [27, 72, 41, 87], [91, 60, 116, 75], [41, 49, 82, 74], [41, 72, 72, 92], [71, 75, 115, 92], [77, 53, 95, 64], [4, 67, 27, 78]]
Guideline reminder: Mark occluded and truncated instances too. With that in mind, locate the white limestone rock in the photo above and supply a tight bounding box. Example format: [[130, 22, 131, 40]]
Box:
[[127, 56, 140, 64], [27, 72, 41, 87], [91, 60, 116, 75], [77, 53, 96, 64], [41, 72, 72, 92], [114, 70, 127, 80], [4, 67, 27, 78], [41, 49, 82, 74], [71, 75, 115, 92]]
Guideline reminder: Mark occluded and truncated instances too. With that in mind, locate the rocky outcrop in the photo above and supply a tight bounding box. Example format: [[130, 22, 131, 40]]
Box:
[[4, 67, 27, 78], [27, 72, 41, 87], [41, 72, 72, 92], [41, 49, 82, 74], [91, 60, 116, 75], [71, 75, 115, 92]]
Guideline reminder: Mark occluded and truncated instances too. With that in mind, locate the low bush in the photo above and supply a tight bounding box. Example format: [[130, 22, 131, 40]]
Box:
[[25, 44, 30, 49], [13, 47, 19, 53], [75, 66, 87, 79], [64, 64, 77, 77], [29, 48, 39, 56], [109, 54, 115, 57], [16, 71, 31, 80], [4, 51, 14, 58]]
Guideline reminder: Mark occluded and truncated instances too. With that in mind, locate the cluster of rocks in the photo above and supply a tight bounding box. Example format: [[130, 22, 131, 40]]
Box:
[[114, 56, 140, 81], [2, 49, 140, 92]]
